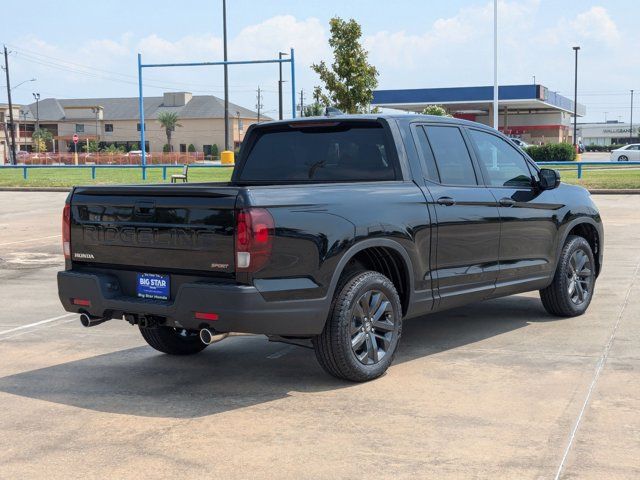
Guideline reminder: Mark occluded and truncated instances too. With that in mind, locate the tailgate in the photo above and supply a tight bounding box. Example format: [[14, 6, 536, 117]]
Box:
[[69, 185, 239, 274]]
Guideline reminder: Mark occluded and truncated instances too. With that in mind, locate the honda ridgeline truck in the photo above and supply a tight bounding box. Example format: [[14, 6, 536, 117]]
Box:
[[58, 115, 603, 382]]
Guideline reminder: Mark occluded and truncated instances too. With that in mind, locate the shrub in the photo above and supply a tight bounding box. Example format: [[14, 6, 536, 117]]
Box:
[[162, 143, 171, 153], [211, 143, 219, 158], [188, 144, 196, 152], [525, 143, 576, 162]]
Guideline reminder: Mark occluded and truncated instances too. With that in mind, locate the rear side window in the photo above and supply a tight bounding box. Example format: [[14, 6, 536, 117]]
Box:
[[424, 126, 477, 185], [468, 129, 533, 187], [413, 126, 440, 183], [238, 123, 398, 182]]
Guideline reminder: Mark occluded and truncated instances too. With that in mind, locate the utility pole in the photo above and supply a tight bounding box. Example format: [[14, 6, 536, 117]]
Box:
[[299, 89, 304, 117], [3, 45, 17, 165], [32, 93, 40, 153], [256, 86, 263, 123], [572, 46, 580, 148], [222, 0, 230, 151], [278, 52, 288, 120], [631, 89, 634, 142]]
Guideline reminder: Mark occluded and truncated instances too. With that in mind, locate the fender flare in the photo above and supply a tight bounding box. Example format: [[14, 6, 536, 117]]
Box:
[[325, 238, 415, 305]]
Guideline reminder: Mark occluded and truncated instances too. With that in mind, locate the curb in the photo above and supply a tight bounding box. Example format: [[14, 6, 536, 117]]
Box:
[[588, 189, 640, 194]]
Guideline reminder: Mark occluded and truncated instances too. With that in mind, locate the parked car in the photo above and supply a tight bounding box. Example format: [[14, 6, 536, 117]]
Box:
[[610, 144, 640, 161], [57, 115, 604, 382]]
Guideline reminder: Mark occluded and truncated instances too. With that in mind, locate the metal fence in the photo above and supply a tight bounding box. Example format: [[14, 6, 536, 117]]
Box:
[[9, 152, 206, 166], [1, 163, 231, 181], [1, 161, 639, 182], [537, 161, 640, 179]]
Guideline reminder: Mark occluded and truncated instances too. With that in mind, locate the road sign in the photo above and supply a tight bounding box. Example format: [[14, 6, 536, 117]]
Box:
[[73, 134, 78, 144]]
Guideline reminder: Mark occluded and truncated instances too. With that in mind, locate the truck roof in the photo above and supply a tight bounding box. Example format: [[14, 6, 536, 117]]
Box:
[[256, 113, 493, 131]]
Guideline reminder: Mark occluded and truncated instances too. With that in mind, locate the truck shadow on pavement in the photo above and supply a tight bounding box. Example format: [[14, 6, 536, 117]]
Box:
[[0, 295, 559, 419]]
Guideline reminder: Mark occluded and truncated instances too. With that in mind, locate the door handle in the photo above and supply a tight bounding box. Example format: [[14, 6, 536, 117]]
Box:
[[436, 196, 455, 206], [499, 197, 516, 207]]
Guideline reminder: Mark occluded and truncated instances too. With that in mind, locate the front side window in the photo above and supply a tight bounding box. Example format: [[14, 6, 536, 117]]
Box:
[[469, 129, 533, 187], [423, 126, 477, 185]]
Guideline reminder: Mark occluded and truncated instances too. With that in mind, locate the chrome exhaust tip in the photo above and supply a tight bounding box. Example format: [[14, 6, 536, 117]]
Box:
[[199, 328, 214, 345], [80, 313, 108, 328], [199, 328, 228, 345]]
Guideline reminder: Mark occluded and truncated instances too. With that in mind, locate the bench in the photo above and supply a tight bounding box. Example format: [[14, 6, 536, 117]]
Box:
[[170, 164, 189, 183]]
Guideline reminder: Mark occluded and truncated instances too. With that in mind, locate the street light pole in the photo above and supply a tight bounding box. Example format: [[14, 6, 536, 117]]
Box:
[[222, 0, 230, 151], [278, 51, 288, 120], [492, 0, 498, 130], [572, 46, 580, 148]]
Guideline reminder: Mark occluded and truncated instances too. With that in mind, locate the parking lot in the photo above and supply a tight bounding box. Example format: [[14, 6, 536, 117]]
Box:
[[0, 191, 638, 479]]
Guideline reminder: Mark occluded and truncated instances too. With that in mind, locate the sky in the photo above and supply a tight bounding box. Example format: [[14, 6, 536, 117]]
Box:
[[2, 0, 639, 123]]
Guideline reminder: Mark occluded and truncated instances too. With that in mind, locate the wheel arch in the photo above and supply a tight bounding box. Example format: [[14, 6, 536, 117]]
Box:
[[559, 218, 603, 277], [327, 239, 415, 316]]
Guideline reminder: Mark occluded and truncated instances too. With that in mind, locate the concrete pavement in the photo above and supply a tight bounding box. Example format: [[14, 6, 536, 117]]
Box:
[[0, 192, 638, 479]]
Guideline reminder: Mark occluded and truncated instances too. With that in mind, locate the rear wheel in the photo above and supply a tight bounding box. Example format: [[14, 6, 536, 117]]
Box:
[[139, 326, 208, 355], [540, 235, 596, 317], [314, 271, 402, 382]]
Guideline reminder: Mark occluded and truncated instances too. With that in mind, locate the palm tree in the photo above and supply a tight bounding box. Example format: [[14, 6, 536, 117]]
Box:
[[156, 112, 181, 152]]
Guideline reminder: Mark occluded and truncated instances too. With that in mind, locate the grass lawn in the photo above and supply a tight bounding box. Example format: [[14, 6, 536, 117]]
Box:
[[0, 165, 639, 189], [552, 165, 640, 189], [0, 166, 234, 187]]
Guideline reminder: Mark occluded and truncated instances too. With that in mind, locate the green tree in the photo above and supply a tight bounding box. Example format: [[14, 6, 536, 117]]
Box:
[[311, 17, 378, 114], [156, 112, 182, 152], [188, 143, 196, 152], [102, 144, 125, 154], [421, 105, 451, 117], [163, 143, 171, 153], [303, 103, 325, 117], [33, 128, 53, 153], [82, 140, 100, 153], [211, 143, 219, 158]]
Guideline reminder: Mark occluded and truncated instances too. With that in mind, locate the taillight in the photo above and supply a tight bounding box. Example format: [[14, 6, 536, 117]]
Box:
[[62, 203, 71, 259], [235, 208, 274, 272]]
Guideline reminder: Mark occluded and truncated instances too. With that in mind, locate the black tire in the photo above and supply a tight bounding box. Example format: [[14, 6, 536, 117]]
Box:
[[618, 155, 628, 161], [314, 271, 403, 382], [139, 326, 208, 355], [540, 235, 596, 317]]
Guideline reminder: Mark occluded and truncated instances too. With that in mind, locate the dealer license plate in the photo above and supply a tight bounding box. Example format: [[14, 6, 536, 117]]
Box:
[[136, 273, 170, 300]]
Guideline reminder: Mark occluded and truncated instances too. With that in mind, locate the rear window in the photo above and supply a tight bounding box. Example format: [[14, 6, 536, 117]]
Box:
[[237, 122, 398, 182]]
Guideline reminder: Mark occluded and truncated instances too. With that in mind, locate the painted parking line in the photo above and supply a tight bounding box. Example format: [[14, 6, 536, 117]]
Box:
[[554, 259, 640, 480], [0, 313, 75, 336], [0, 234, 61, 247]]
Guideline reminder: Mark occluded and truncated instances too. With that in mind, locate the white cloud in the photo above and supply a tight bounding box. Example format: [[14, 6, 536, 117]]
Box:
[[571, 6, 620, 45], [6, 4, 634, 122]]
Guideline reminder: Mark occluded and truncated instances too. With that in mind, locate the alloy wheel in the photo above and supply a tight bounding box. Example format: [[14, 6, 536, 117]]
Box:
[[567, 248, 593, 305], [350, 290, 396, 365]]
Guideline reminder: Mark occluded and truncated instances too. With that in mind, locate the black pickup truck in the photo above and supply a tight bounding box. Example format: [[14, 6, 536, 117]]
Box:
[[58, 115, 603, 381]]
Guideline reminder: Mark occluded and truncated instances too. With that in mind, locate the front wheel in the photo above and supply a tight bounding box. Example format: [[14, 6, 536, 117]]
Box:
[[540, 235, 596, 317], [314, 271, 403, 382], [140, 326, 208, 355], [618, 155, 629, 161]]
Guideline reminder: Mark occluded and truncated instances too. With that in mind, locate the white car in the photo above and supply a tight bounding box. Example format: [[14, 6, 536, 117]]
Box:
[[126, 150, 150, 157], [510, 138, 529, 148], [610, 144, 640, 161]]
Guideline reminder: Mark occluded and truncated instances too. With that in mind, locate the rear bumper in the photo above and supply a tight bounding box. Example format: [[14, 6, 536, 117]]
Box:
[[57, 270, 329, 336]]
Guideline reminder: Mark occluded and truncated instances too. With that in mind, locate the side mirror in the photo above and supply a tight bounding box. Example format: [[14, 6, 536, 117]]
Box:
[[538, 168, 561, 190]]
